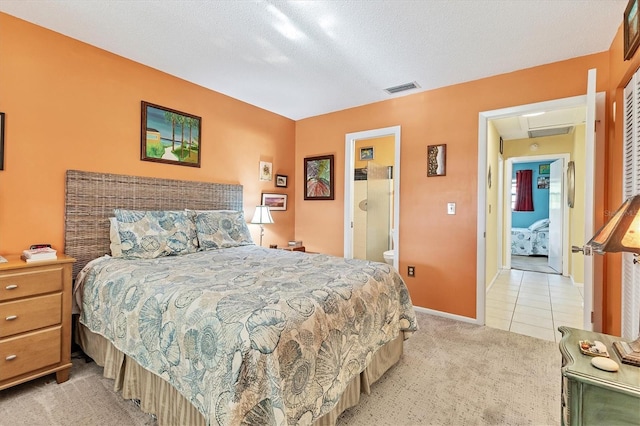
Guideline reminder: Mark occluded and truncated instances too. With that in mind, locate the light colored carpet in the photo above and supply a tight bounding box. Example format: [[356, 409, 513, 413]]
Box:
[[511, 255, 559, 274], [0, 312, 561, 426]]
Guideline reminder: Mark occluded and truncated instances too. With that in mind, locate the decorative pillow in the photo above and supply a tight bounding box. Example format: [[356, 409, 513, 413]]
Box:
[[113, 209, 199, 259], [109, 217, 123, 258], [191, 210, 254, 249], [528, 218, 550, 231]]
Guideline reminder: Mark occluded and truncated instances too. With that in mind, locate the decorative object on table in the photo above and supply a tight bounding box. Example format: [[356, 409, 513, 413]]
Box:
[[566, 161, 575, 208], [288, 240, 303, 247], [427, 144, 446, 177], [624, 0, 640, 61], [275, 174, 287, 188], [539, 164, 550, 175], [259, 161, 273, 181], [0, 112, 4, 170], [304, 155, 334, 200], [250, 205, 274, 247], [586, 194, 640, 366], [261, 193, 287, 211], [140, 101, 201, 167], [359, 146, 374, 161], [578, 340, 610, 357]]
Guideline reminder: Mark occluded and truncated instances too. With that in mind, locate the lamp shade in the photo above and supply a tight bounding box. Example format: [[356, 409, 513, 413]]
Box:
[[251, 205, 274, 225], [587, 195, 640, 255]]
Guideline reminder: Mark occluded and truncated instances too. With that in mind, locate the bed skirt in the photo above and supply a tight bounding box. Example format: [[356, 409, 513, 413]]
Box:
[[76, 323, 404, 425]]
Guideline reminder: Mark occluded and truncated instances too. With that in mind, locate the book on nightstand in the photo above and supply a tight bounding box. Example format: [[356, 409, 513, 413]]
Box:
[[613, 340, 640, 366], [21, 247, 58, 262]]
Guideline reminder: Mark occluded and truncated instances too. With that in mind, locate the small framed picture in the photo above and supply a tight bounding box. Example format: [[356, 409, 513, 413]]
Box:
[[539, 164, 550, 175], [427, 144, 446, 177], [260, 161, 273, 181], [359, 146, 374, 161], [625, 0, 640, 60], [262, 193, 287, 211], [275, 174, 288, 188]]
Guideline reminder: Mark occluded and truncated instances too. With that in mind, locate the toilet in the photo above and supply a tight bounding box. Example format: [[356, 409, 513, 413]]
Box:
[[383, 229, 396, 265]]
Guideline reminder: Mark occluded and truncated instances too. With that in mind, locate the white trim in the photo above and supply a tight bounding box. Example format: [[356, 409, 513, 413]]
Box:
[[504, 153, 570, 276], [344, 126, 401, 269], [478, 94, 588, 326], [413, 305, 480, 325]]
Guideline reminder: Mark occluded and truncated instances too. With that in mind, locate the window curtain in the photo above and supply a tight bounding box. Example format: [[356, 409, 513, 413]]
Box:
[[514, 170, 534, 211]]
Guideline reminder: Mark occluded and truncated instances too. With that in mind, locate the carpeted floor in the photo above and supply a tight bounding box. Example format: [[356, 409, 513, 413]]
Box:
[[0, 312, 561, 426]]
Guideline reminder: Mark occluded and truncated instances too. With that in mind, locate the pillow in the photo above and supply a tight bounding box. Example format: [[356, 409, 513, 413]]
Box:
[[191, 210, 254, 249], [113, 209, 199, 259], [528, 218, 550, 231], [109, 217, 123, 257]]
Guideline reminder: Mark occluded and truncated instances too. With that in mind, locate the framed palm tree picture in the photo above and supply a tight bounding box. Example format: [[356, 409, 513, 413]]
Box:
[[141, 101, 201, 167], [304, 154, 334, 200]]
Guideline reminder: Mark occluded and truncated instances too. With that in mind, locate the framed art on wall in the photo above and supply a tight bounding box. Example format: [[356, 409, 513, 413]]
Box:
[[427, 144, 446, 177], [359, 146, 374, 161], [141, 101, 201, 167], [304, 155, 334, 200], [275, 174, 288, 188], [262, 193, 287, 211], [625, 0, 640, 60], [260, 161, 273, 181]]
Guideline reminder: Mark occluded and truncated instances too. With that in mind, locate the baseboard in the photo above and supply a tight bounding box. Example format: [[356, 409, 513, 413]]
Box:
[[413, 305, 480, 325]]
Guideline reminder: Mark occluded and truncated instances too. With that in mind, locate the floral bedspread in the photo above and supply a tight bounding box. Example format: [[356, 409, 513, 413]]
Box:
[[77, 246, 417, 425]]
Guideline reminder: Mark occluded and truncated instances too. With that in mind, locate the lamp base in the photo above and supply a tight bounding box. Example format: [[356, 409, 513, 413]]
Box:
[[613, 337, 640, 367]]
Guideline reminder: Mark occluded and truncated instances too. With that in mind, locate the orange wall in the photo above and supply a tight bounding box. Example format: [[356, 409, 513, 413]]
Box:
[[0, 13, 296, 254], [296, 53, 611, 319]]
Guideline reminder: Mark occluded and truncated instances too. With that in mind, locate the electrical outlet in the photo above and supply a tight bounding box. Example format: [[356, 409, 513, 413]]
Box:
[[407, 266, 415, 277]]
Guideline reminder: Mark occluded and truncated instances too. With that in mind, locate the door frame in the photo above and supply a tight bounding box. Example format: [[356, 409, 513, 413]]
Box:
[[344, 126, 401, 269], [477, 95, 590, 326], [504, 153, 570, 275]]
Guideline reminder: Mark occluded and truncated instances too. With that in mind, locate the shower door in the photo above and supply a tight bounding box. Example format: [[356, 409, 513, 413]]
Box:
[[366, 162, 392, 263]]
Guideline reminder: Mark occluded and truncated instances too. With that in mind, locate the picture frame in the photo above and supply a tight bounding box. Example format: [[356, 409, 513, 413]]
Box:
[[539, 164, 550, 175], [141, 101, 201, 167], [427, 144, 446, 177], [359, 146, 374, 161], [0, 112, 4, 171], [262, 193, 287, 211], [304, 154, 334, 200], [625, 0, 640, 61], [537, 176, 550, 189], [275, 174, 288, 188], [260, 161, 273, 181]]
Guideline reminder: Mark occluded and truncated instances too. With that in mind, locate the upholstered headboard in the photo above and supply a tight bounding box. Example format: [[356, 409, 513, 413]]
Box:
[[64, 170, 243, 278]]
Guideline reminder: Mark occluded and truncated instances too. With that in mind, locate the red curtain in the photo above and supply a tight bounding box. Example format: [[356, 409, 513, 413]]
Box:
[[514, 170, 534, 211]]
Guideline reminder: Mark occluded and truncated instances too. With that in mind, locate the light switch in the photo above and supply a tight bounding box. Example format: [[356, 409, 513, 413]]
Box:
[[447, 202, 456, 215]]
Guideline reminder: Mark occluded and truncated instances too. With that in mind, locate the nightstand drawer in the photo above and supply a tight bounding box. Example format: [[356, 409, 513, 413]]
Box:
[[0, 293, 62, 338], [0, 327, 61, 381], [0, 267, 63, 302]]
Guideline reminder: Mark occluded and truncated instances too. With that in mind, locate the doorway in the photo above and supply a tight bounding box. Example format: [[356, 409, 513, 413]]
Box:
[[344, 126, 401, 269]]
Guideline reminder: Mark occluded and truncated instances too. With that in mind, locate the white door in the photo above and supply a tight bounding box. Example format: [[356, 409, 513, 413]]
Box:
[[548, 159, 563, 272], [582, 68, 597, 331]]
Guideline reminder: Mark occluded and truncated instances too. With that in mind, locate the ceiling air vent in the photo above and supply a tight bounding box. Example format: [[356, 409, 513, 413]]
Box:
[[385, 81, 420, 94], [528, 126, 574, 138]]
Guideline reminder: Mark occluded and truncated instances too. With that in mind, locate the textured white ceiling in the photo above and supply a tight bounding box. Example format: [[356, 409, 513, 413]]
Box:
[[0, 0, 628, 120]]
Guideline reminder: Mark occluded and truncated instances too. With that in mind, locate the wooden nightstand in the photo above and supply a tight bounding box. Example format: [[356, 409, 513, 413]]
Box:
[[0, 254, 75, 390], [279, 246, 305, 252]]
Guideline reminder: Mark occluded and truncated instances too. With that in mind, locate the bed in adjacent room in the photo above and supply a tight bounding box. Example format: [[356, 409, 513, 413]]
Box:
[[65, 170, 418, 426], [510, 218, 549, 256]]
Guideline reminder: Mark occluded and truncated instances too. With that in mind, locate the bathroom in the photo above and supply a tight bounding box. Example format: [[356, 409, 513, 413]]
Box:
[[352, 135, 395, 265]]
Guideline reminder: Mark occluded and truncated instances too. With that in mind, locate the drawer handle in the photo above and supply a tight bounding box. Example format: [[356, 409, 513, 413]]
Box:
[[5, 315, 17, 321], [5, 354, 16, 361], [5, 284, 18, 290]]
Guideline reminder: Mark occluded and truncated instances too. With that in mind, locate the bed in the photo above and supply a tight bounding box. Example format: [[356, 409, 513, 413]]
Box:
[[65, 170, 418, 426], [510, 218, 549, 256]]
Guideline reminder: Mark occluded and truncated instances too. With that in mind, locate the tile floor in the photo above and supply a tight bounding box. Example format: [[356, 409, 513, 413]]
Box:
[[486, 268, 584, 342]]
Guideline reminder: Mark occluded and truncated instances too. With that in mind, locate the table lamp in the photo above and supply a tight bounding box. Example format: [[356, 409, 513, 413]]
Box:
[[251, 205, 274, 247], [586, 194, 640, 366]]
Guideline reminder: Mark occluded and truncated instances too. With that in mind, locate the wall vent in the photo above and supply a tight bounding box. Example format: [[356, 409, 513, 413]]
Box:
[[528, 126, 574, 138], [385, 81, 420, 94]]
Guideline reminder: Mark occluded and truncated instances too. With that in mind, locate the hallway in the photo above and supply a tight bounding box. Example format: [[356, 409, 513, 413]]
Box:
[[486, 268, 584, 342]]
